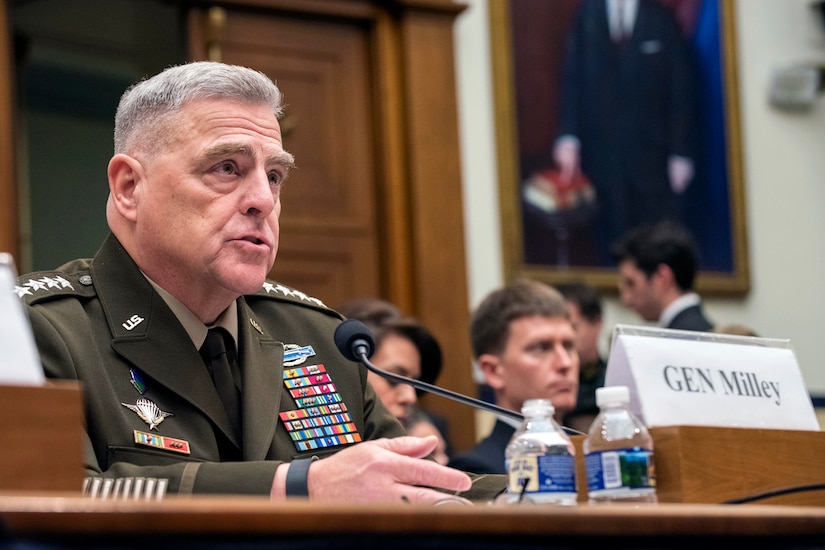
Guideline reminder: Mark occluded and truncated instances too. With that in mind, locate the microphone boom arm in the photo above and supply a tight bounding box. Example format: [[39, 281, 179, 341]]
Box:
[[353, 345, 524, 422]]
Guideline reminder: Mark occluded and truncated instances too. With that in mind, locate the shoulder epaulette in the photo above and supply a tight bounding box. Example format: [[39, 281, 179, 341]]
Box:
[[249, 281, 330, 311], [15, 270, 97, 305]]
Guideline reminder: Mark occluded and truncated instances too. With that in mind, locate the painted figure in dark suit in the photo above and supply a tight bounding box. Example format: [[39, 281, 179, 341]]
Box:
[[612, 220, 714, 331], [554, 0, 698, 265], [16, 61, 503, 503], [448, 279, 579, 475]]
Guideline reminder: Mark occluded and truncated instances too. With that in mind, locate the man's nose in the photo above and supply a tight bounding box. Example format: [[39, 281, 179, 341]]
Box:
[[243, 170, 276, 215], [398, 383, 418, 405], [556, 345, 575, 369]]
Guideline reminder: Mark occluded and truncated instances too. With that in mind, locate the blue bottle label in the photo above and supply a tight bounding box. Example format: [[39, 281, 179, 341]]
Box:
[[507, 453, 577, 495], [585, 448, 656, 494]]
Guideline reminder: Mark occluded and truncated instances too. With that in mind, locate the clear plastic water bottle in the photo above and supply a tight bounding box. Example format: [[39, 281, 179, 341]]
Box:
[[583, 386, 657, 503], [503, 398, 577, 505]]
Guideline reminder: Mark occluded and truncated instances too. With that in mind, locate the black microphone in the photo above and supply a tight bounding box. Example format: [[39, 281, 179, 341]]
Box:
[[334, 319, 525, 422]]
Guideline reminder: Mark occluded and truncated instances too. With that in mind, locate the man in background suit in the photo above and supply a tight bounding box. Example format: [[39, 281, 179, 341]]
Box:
[[554, 0, 698, 265], [611, 220, 714, 331], [448, 279, 579, 474]]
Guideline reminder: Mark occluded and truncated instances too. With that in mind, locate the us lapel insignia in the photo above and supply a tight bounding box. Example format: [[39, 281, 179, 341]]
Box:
[[279, 363, 362, 452], [122, 398, 173, 431]]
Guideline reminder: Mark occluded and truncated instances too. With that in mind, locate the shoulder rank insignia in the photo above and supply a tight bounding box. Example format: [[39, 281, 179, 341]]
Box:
[[15, 275, 74, 298], [261, 282, 326, 308]]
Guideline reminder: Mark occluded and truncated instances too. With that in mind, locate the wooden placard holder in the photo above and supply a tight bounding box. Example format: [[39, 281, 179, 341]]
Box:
[[0, 381, 84, 492], [573, 425, 825, 506]]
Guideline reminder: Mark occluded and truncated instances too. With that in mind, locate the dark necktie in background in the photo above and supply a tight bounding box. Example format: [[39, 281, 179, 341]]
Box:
[[200, 327, 242, 437]]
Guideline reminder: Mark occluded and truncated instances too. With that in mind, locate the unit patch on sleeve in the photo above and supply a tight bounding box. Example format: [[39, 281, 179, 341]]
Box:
[[279, 362, 362, 452]]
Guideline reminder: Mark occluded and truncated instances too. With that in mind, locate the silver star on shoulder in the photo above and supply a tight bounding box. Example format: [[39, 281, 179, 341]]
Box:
[[263, 282, 326, 307], [14, 285, 32, 298], [122, 398, 173, 431]]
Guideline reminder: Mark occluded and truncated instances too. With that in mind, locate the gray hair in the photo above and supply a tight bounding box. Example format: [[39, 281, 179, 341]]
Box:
[[114, 61, 285, 154]]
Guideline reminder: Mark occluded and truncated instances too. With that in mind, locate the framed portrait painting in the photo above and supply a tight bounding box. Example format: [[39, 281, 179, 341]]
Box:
[[490, 0, 749, 295]]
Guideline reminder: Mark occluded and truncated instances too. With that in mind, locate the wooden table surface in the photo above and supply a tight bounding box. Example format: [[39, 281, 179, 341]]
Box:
[[2, 492, 825, 539]]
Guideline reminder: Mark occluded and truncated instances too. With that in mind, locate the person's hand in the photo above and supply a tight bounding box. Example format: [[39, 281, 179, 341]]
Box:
[[305, 436, 472, 504], [553, 138, 580, 182]]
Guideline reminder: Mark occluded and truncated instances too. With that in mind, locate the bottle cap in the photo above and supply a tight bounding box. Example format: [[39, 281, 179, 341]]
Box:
[[596, 385, 630, 407], [521, 398, 555, 416]]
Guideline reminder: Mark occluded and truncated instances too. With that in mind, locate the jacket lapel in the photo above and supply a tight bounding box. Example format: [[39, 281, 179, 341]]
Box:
[[237, 300, 283, 460], [92, 235, 239, 446]]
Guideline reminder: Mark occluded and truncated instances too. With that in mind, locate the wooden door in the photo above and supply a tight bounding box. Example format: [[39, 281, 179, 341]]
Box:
[[193, 10, 380, 309], [191, 1, 479, 451], [0, 0, 479, 452], [0, 0, 17, 260]]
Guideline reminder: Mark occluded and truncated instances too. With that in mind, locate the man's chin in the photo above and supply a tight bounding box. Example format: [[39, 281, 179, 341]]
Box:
[[551, 394, 577, 415], [221, 268, 269, 296]]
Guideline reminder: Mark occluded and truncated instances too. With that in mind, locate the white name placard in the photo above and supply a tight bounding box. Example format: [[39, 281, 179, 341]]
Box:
[[604, 324, 819, 431], [0, 253, 45, 385]]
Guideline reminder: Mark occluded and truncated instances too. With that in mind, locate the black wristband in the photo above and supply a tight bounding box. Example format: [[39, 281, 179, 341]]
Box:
[[285, 456, 318, 498]]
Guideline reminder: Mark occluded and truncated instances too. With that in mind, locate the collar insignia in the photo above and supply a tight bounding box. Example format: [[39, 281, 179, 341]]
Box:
[[249, 317, 264, 335]]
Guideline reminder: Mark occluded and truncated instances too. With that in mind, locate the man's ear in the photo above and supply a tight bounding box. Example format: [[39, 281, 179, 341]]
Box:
[[107, 153, 142, 222], [654, 263, 675, 287], [477, 353, 506, 390]]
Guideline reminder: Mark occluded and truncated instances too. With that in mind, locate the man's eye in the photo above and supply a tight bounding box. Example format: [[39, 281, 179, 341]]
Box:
[[218, 162, 235, 175], [268, 172, 282, 186]]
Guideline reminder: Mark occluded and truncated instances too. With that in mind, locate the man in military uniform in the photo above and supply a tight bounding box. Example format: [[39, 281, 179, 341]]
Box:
[[16, 61, 504, 503]]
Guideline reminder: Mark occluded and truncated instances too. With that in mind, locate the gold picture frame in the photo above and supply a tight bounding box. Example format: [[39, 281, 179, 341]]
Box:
[[490, 0, 749, 296]]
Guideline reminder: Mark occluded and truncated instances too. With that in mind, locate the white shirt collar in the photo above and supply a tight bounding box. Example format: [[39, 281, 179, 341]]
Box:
[[607, 0, 639, 42]]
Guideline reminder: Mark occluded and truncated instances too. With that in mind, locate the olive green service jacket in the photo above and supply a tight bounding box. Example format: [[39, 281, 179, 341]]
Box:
[[17, 234, 505, 500]]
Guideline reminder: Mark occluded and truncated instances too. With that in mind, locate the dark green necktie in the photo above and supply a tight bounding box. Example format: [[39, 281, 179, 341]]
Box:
[[200, 327, 242, 437]]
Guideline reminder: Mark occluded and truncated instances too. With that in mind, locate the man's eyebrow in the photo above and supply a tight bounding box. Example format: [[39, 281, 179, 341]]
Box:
[[268, 150, 296, 172], [199, 143, 295, 172], [202, 143, 255, 160], [386, 364, 412, 376]]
